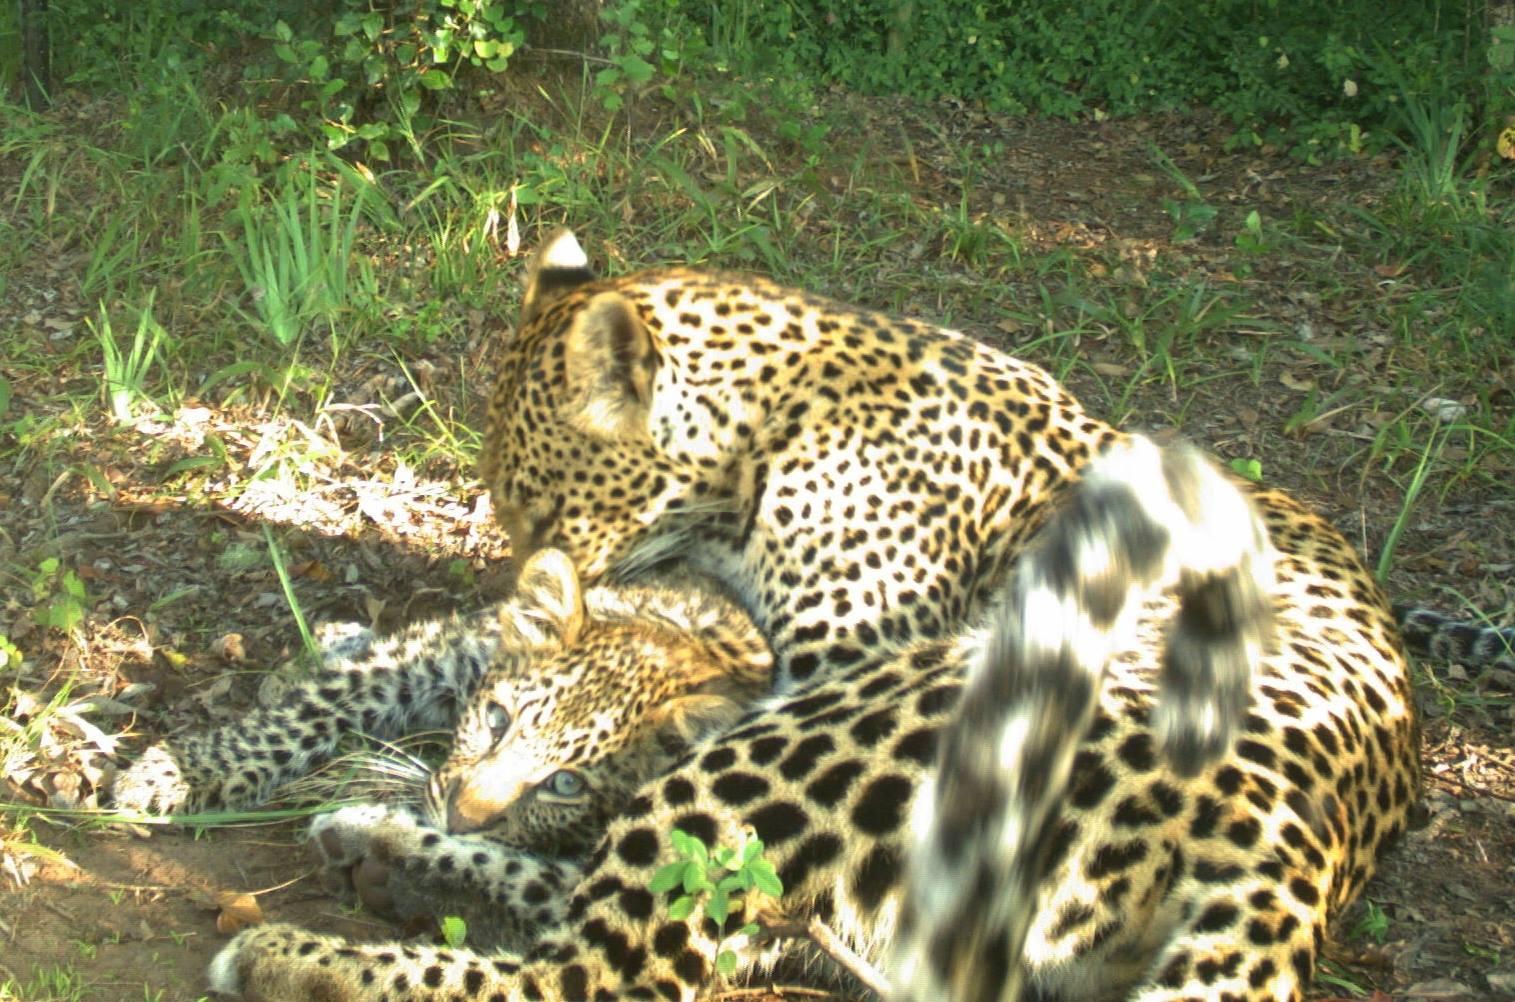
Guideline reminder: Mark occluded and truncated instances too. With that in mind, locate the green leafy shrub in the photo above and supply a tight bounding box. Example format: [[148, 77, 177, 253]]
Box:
[[272, 0, 544, 159], [681, 0, 1493, 155]]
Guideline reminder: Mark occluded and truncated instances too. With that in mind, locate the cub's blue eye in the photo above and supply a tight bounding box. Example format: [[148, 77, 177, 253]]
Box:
[[485, 703, 511, 740], [544, 770, 585, 798]]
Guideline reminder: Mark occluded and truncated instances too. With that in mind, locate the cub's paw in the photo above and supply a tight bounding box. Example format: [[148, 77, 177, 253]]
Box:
[[308, 803, 391, 870], [307, 803, 420, 912], [111, 744, 197, 815]]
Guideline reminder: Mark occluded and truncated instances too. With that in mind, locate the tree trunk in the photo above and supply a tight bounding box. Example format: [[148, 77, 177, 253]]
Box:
[[19, 0, 50, 109]]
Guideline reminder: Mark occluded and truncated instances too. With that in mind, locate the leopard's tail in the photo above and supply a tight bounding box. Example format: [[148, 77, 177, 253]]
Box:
[[892, 436, 1276, 1002], [1395, 604, 1514, 674]]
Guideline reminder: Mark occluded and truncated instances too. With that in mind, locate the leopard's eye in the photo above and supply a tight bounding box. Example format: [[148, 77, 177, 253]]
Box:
[[485, 702, 511, 741], [542, 770, 585, 799]]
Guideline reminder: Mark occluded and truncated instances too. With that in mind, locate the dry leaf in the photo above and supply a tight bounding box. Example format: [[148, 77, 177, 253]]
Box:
[[505, 188, 520, 256], [1279, 371, 1314, 392], [291, 559, 334, 583], [215, 891, 264, 934], [1418, 396, 1467, 423], [212, 633, 247, 662]]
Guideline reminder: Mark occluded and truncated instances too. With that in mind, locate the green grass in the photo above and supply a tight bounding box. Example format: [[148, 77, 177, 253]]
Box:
[[3, 52, 1507, 507], [0, 965, 91, 1002]]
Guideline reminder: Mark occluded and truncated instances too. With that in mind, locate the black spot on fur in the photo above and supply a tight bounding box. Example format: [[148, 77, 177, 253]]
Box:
[[891, 726, 938, 765], [805, 760, 866, 807], [620, 887, 654, 919], [663, 777, 695, 805], [673, 813, 718, 847], [778, 833, 843, 890], [1194, 901, 1241, 933], [849, 708, 898, 746], [851, 844, 902, 913], [653, 922, 688, 958], [748, 735, 788, 765], [617, 828, 659, 867], [1069, 752, 1117, 809], [746, 800, 809, 844], [700, 747, 737, 772], [851, 774, 913, 835], [778, 734, 835, 780], [711, 771, 771, 806]]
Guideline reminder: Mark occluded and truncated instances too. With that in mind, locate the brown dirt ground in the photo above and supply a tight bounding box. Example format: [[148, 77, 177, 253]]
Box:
[[1, 86, 1512, 1001]]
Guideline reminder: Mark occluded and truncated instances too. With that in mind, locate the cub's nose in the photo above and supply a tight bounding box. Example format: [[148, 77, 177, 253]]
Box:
[[445, 775, 523, 834]]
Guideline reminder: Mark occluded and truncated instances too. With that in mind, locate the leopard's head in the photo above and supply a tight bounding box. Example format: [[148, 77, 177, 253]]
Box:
[[482, 230, 750, 581], [427, 548, 765, 855]]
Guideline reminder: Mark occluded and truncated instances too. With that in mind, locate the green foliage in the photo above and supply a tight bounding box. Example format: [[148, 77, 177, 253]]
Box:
[[40, 0, 545, 161], [1355, 899, 1390, 945], [1233, 210, 1269, 255], [1375, 423, 1445, 582], [91, 291, 170, 423], [226, 158, 382, 349], [649, 828, 782, 976], [46, 0, 273, 89], [0, 634, 22, 672], [681, 0, 1491, 155], [264, 526, 320, 659], [439, 915, 468, 948], [271, 0, 542, 159], [1358, 63, 1515, 347], [1228, 457, 1263, 483], [595, 0, 710, 110], [30, 559, 88, 634]]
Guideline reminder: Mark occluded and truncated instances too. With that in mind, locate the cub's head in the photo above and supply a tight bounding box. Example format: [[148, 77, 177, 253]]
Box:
[[483, 230, 739, 581], [427, 548, 769, 856]]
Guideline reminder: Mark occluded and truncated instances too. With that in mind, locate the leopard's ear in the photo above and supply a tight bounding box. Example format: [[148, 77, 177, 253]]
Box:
[[647, 692, 748, 747], [509, 548, 585, 646], [521, 229, 596, 325], [563, 291, 657, 440], [644, 663, 767, 746]]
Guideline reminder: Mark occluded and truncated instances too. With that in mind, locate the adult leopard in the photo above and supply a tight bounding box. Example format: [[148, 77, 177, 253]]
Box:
[[208, 231, 1510, 1001]]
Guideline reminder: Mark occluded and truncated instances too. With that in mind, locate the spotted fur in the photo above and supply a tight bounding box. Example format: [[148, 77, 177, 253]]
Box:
[[1395, 605, 1514, 674], [892, 437, 1275, 1002], [115, 548, 770, 947], [208, 233, 1498, 1001]]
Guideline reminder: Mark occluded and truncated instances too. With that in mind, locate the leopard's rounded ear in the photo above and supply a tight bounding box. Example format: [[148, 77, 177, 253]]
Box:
[[521, 229, 596, 325], [563, 291, 657, 440], [509, 547, 586, 646], [647, 692, 747, 747]]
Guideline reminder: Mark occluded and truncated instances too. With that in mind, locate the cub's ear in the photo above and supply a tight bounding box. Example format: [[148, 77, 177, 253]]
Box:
[[508, 548, 585, 647], [648, 692, 748, 747], [521, 229, 596, 325], [564, 291, 657, 439]]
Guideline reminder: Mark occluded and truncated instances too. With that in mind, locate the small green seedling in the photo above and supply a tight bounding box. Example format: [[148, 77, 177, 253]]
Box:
[[649, 828, 783, 976], [1354, 899, 1389, 944], [31, 559, 89, 633], [440, 915, 468, 949], [1228, 457, 1264, 482]]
